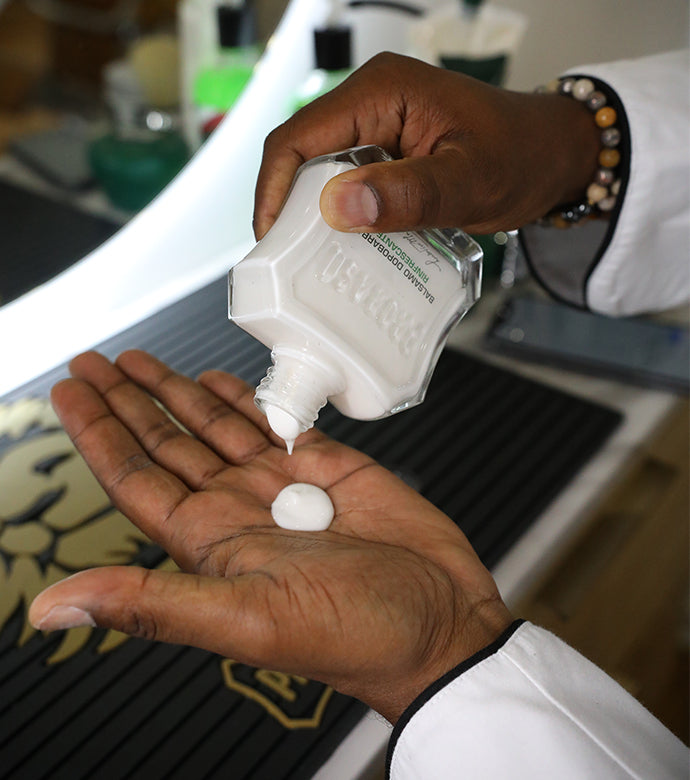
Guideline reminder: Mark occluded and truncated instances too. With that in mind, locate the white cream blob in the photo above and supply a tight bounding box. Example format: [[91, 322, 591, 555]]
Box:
[[271, 483, 335, 531], [265, 404, 304, 455]]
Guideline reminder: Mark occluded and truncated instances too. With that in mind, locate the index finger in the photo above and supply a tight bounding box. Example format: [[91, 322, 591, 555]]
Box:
[[253, 61, 406, 239], [253, 108, 358, 240], [50, 377, 191, 552]]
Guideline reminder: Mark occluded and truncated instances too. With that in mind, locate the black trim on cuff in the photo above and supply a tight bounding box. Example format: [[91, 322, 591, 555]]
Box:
[[384, 618, 526, 779], [520, 75, 632, 312]]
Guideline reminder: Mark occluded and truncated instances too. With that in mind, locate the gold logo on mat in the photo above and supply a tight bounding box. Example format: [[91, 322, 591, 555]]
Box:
[[221, 660, 333, 729], [0, 398, 173, 664]]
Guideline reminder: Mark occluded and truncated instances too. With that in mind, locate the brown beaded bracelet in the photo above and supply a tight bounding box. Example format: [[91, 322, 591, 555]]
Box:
[[537, 76, 623, 228]]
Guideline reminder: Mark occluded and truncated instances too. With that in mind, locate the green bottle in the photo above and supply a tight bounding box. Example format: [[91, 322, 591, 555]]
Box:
[[193, 4, 260, 138]]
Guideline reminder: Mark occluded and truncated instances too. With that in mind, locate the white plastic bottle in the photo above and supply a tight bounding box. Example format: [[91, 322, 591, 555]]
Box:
[[228, 145, 482, 451]]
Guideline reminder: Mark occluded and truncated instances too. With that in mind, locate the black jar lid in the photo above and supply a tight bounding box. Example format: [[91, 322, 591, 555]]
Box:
[[314, 26, 352, 71]]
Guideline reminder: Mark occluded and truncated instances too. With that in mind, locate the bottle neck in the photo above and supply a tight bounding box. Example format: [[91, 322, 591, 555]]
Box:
[[254, 347, 344, 436]]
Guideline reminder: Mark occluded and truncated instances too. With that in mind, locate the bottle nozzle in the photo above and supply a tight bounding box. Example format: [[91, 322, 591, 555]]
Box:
[[254, 346, 344, 455]]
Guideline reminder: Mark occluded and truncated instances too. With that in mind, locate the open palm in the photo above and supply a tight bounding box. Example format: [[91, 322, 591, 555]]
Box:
[[30, 350, 511, 722]]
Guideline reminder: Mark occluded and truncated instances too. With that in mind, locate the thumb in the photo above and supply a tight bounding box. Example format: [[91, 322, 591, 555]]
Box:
[[319, 149, 482, 233], [28, 566, 278, 664]]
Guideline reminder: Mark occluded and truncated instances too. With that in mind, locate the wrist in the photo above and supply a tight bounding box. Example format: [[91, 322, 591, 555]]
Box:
[[491, 87, 602, 231], [537, 76, 626, 227], [371, 599, 514, 724], [537, 91, 602, 211], [385, 616, 526, 769]]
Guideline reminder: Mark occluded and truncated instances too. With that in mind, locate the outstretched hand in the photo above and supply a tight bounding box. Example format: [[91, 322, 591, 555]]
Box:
[[254, 52, 600, 239], [29, 350, 512, 723]]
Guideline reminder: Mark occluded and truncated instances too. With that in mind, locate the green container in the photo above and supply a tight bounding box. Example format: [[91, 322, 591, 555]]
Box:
[[193, 63, 255, 112], [89, 131, 189, 211]]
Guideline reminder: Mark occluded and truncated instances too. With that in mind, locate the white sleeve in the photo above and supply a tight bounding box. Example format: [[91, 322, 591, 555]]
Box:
[[387, 620, 688, 779], [521, 49, 690, 316]]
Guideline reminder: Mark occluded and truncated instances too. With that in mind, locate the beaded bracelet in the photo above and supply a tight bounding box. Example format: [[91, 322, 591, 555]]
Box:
[[537, 76, 623, 228]]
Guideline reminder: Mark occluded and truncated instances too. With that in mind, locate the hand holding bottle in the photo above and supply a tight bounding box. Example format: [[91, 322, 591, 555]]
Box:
[[29, 349, 512, 724], [253, 52, 600, 239]]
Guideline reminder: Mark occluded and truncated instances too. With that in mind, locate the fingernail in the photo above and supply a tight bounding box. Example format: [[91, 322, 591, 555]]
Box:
[[34, 605, 96, 631], [325, 181, 379, 228]]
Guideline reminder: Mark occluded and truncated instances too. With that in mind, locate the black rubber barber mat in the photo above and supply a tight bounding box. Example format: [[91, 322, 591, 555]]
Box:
[[0, 179, 121, 306], [0, 277, 621, 778]]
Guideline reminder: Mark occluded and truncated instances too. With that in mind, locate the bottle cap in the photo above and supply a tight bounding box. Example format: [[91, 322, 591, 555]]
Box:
[[217, 4, 255, 48], [313, 26, 352, 71]]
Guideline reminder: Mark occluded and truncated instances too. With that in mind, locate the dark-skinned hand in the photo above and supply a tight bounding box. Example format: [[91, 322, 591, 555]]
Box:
[[29, 350, 513, 724], [254, 52, 600, 239]]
